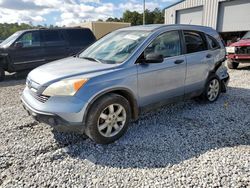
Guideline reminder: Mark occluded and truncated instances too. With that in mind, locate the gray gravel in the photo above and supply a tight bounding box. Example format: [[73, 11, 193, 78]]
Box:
[[0, 65, 250, 187]]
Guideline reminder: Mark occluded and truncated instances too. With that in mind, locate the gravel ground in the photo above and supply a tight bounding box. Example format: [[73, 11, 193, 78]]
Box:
[[0, 65, 250, 187]]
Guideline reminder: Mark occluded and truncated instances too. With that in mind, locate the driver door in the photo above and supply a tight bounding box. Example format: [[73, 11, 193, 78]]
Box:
[[9, 31, 46, 71], [137, 30, 186, 108]]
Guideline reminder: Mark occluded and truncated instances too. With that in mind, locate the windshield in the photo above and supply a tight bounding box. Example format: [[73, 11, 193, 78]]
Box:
[[242, 31, 250, 39], [79, 30, 150, 64], [0, 31, 22, 48]]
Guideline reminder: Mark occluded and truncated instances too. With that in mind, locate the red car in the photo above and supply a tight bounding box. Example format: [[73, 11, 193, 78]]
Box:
[[226, 31, 250, 69]]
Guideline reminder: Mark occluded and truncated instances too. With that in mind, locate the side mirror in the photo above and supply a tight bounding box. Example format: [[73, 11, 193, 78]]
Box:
[[14, 41, 23, 48], [145, 53, 164, 64]]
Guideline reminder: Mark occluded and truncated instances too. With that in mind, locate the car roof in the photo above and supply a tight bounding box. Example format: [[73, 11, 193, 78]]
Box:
[[20, 27, 89, 32], [119, 24, 214, 33]]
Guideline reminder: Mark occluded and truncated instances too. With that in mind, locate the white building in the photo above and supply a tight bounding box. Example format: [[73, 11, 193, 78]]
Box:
[[164, 0, 250, 42]]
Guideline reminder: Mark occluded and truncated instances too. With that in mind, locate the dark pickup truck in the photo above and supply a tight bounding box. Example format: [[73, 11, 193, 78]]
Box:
[[0, 27, 96, 81]]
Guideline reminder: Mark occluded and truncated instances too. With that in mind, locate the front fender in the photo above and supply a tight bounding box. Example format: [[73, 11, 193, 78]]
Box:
[[0, 53, 11, 70], [81, 85, 139, 124]]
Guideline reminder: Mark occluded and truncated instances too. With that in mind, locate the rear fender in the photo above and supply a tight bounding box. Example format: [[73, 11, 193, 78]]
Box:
[[205, 58, 229, 92], [208, 57, 227, 80]]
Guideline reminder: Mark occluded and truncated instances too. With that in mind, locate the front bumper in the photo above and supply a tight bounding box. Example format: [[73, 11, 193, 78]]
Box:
[[21, 87, 88, 134], [227, 54, 250, 63]]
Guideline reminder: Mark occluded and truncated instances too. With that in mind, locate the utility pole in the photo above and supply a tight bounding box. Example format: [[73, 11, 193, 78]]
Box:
[[143, 0, 145, 25]]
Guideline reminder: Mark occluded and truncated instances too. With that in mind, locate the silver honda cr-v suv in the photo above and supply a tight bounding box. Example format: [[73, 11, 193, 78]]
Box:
[[21, 24, 229, 144]]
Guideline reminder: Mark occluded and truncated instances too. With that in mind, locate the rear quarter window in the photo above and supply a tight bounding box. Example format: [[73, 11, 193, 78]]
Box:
[[65, 29, 96, 46], [184, 31, 207, 54], [206, 35, 220, 49]]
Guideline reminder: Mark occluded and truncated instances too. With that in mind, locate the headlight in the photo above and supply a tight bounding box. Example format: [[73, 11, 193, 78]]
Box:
[[42, 78, 88, 96], [226, 46, 235, 53]]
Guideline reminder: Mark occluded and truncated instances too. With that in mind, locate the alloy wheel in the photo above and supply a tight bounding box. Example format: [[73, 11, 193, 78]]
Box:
[[97, 103, 126, 138], [207, 79, 220, 101]]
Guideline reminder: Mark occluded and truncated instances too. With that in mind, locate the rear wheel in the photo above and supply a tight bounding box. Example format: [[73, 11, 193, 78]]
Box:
[[227, 60, 239, 69], [0, 67, 5, 82], [201, 76, 221, 102], [85, 93, 131, 144]]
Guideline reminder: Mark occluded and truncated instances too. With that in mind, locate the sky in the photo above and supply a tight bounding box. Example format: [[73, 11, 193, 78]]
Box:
[[0, 0, 179, 26]]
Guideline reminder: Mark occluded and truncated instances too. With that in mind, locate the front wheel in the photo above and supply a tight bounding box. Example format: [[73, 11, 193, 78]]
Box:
[[201, 77, 221, 102], [85, 93, 131, 144], [0, 67, 5, 82]]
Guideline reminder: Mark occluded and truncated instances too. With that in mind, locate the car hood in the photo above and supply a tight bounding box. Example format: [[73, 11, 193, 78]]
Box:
[[28, 57, 118, 85], [230, 39, 250, 47]]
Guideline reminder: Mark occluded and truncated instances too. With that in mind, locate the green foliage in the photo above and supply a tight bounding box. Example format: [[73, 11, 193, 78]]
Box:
[[0, 23, 35, 40], [106, 17, 122, 22], [146, 8, 164, 24], [123, 10, 143, 25], [106, 8, 164, 26], [104, 9, 164, 26], [0, 23, 60, 40]]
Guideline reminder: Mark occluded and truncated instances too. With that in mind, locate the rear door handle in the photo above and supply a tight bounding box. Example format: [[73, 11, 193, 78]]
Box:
[[174, 59, 184, 64], [206, 54, 212, 58]]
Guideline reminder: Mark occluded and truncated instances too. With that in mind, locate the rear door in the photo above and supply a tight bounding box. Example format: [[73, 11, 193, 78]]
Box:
[[42, 30, 68, 62], [183, 30, 212, 96], [137, 30, 186, 107], [65, 29, 96, 55], [9, 31, 46, 71]]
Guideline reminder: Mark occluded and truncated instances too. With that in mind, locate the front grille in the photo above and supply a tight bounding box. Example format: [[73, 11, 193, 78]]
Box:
[[26, 79, 49, 103], [29, 90, 50, 103], [26, 78, 50, 103], [236, 46, 250, 55]]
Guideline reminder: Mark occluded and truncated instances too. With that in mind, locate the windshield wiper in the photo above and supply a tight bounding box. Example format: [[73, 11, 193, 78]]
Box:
[[80, 56, 102, 63]]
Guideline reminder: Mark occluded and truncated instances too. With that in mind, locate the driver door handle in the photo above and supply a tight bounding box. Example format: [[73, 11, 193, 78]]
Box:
[[174, 59, 184, 64]]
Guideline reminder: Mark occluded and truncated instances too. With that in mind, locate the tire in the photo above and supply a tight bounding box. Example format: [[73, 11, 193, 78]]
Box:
[[0, 67, 5, 82], [85, 93, 131, 144], [227, 60, 239, 69], [201, 76, 221, 103]]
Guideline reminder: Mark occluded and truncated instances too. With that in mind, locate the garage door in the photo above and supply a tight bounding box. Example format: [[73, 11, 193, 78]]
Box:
[[176, 6, 203, 25], [217, 0, 250, 32]]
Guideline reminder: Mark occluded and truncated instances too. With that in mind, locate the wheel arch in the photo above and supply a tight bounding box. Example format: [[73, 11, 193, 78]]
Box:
[[205, 58, 226, 89], [83, 87, 139, 125]]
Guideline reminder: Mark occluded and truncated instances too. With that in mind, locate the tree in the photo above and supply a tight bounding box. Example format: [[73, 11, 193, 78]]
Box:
[[152, 8, 164, 24], [0, 23, 34, 40], [121, 8, 164, 25], [123, 10, 143, 25], [106, 17, 121, 22]]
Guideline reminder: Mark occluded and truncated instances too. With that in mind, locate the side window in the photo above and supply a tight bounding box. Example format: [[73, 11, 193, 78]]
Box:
[[207, 35, 220, 49], [17, 31, 40, 48], [42, 30, 65, 45], [66, 29, 95, 46], [184, 31, 207, 54], [145, 31, 181, 58]]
